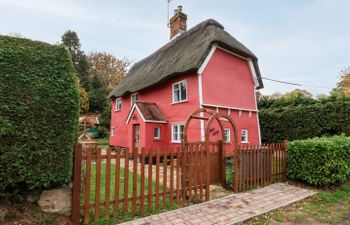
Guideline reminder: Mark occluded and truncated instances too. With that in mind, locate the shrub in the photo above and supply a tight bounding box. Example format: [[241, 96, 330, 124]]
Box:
[[259, 96, 350, 142], [287, 136, 350, 186], [0, 36, 79, 192]]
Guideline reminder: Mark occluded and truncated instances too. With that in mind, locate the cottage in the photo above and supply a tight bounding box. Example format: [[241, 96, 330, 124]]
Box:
[[108, 6, 264, 153]]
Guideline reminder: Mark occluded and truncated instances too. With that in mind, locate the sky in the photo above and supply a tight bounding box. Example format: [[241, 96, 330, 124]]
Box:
[[0, 0, 349, 96]]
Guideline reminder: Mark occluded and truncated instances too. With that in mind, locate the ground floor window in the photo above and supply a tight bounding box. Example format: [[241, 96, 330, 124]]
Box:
[[241, 129, 248, 143], [224, 128, 230, 143], [154, 127, 160, 140], [172, 124, 184, 143]]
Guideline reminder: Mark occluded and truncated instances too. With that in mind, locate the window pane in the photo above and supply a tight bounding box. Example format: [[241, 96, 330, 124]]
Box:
[[173, 125, 178, 141], [180, 82, 186, 101], [154, 127, 160, 138], [179, 125, 184, 141]]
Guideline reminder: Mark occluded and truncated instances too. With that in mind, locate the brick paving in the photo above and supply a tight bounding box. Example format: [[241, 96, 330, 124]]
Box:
[[119, 183, 316, 225]]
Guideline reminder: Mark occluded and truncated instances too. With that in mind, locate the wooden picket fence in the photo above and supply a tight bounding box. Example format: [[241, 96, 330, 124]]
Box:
[[236, 142, 287, 192], [71, 141, 287, 224], [71, 142, 213, 224]]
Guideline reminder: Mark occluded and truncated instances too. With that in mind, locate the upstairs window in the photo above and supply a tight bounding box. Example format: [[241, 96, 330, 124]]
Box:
[[115, 98, 122, 111], [131, 93, 139, 105], [154, 127, 160, 140], [241, 129, 248, 143], [172, 124, 184, 143], [172, 80, 187, 103], [224, 128, 231, 143]]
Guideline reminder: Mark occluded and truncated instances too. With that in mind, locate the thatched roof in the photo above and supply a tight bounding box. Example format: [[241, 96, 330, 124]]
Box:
[[108, 19, 263, 98]]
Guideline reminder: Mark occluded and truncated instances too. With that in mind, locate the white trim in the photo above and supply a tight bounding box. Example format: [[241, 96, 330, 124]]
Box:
[[198, 73, 205, 141], [228, 108, 231, 115], [145, 120, 167, 124], [125, 104, 167, 124], [172, 80, 187, 104], [249, 111, 252, 118], [241, 129, 249, 143], [238, 110, 242, 117], [115, 98, 122, 111], [202, 103, 258, 112], [254, 90, 262, 144], [198, 44, 217, 74], [224, 128, 231, 143], [153, 127, 161, 140], [247, 58, 259, 88], [198, 45, 216, 142], [130, 92, 139, 105]]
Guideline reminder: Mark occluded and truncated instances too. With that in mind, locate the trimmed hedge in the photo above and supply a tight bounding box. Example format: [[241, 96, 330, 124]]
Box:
[[0, 36, 79, 192], [259, 97, 350, 143], [287, 136, 350, 186]]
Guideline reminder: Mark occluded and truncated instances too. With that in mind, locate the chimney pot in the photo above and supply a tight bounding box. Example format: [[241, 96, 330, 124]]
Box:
[[169, 5, 187, 39]]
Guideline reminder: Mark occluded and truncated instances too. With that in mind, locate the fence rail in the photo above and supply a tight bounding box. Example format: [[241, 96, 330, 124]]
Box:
[[237, 142, 287, 192]]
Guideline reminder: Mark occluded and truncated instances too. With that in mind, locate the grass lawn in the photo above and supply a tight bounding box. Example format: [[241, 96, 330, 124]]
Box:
[[242, 181, 350, 225], [95, 137, 109, 148], [86, 163, 179, 225]]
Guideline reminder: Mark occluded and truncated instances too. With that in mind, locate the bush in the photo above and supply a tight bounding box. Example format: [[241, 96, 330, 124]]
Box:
[[287, 136, 350, 186], [0, 36, 79, 192], [259, 96, 350, 142]]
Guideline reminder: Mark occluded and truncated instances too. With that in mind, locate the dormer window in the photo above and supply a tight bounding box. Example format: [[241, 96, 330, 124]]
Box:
[[131, 93, 139, 105], [172, 80, 187, 103], [115, 98, 122, 111]]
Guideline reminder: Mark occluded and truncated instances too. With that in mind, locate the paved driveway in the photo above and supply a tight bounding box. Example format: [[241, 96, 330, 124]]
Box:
[[119, 183, 316, 225]]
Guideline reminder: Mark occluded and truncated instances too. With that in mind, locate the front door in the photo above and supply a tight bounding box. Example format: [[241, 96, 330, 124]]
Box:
[[133, 124, 140, 149]]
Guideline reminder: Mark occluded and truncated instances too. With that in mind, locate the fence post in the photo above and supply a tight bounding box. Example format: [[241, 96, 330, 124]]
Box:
[[71, 143, 82, 225], [283, 140, 288, 181]]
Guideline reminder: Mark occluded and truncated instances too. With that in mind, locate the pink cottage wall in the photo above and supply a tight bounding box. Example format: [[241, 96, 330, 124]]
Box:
[[110, 47, 261, 151], [110, 73, 201, 150], [201, 47, 261, 148]]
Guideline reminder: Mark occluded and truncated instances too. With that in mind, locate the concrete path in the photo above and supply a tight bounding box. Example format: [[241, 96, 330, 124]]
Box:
[[119, 183, 316, 225]]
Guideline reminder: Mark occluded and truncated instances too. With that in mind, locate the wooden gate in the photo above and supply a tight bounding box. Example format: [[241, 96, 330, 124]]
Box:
[[183, 108, 239, 192]]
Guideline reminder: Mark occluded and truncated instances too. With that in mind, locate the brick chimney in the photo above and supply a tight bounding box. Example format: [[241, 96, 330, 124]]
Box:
[[170, 5, 187, 39]]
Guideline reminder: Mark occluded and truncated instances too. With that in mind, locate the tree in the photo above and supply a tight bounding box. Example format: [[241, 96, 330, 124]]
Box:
[[87, 51, 129, 93], [61, 30, 91, 92], [79, 82, 89, 113], [89, 75, 107, 112], [336, 66, 350, 95], [282, 89, 313, 99]]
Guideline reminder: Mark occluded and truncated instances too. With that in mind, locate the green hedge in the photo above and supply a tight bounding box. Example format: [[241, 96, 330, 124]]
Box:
[[0, 36, 79, 192], [287, 136, 350, 186], [259, 97, 350, 143]]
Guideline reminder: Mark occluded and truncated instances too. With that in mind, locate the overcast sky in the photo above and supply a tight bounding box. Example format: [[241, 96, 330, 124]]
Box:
[[1, 0, 349, 96]]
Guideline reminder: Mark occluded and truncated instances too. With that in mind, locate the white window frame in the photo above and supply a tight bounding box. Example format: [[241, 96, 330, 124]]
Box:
[[172, 80, 187, 104], [241, 129, 249, 143], [115, 98, 122, 111], [154, 127, 160, 140], [171, 124, 185, 143], [224, 128, 231, 143], [111, 127, 115, 136], [130, 93, 139, 105]]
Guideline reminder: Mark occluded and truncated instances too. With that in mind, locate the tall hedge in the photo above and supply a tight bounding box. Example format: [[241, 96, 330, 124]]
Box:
[[259, 96, 350, 143], [287, 136, 350, 186], [0, 36, 79, 192]]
